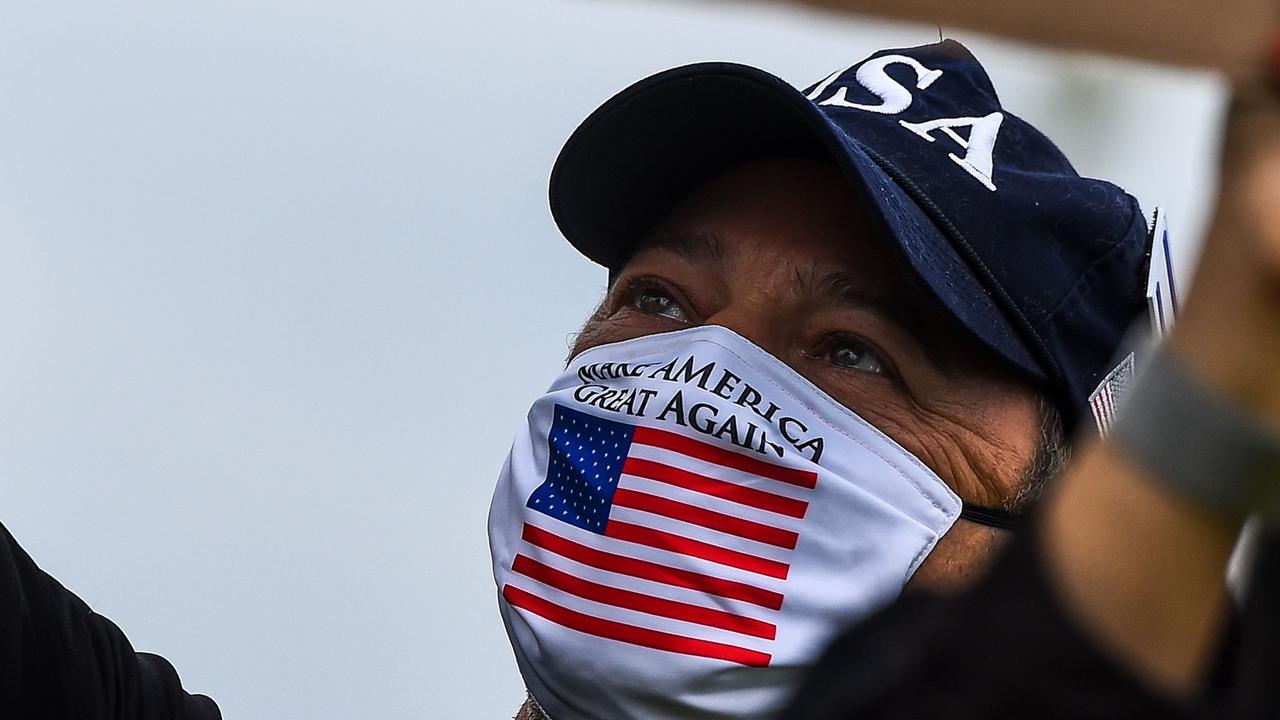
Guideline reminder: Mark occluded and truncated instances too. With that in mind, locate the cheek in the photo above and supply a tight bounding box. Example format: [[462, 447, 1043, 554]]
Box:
[[903, 521, 1008, 594], [568, 308, 685, 361], [569, 314, 619, 360], [877, 390, 1042, 506], [837, 396, 967, 480]]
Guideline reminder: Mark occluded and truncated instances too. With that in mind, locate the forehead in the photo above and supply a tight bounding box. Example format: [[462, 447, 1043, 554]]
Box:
[[622, 155, 989, 370], [638, 156, 918, 298]]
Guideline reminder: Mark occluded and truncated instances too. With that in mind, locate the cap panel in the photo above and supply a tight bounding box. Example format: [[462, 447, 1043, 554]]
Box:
[[1035, 197, 1150, 424]]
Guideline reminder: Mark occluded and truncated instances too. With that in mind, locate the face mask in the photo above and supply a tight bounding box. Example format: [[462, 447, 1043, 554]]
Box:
[[489, 325, 963, 720]]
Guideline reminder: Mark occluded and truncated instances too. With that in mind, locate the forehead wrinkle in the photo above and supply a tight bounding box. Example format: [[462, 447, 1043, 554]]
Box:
[[634, 229, 727, 265], [805, 268, 903, 323]]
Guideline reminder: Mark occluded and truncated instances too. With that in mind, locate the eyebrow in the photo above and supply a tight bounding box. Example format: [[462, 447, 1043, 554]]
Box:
[[806, 269, 954, 371], [635, 230, 727, 264]]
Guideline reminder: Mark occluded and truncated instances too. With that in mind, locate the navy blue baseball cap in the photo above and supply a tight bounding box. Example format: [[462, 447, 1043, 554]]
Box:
[[549, 40, 1150, 432]]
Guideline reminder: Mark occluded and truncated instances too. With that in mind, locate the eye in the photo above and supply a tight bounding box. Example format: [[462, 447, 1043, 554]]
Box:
[[629, 283, 689, 323], [817, 335, 890, 376]]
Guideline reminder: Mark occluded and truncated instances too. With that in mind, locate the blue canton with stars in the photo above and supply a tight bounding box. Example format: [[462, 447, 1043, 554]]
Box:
[[527, 404, 637, 534]]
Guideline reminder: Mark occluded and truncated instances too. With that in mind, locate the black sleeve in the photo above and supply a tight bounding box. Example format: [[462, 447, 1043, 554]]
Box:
[[0, 520, 220, 720], [777, 518, 1223, 720]]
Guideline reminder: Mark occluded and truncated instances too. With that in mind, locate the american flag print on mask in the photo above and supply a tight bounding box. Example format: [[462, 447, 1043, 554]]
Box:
[[500, 404, 817, 668]]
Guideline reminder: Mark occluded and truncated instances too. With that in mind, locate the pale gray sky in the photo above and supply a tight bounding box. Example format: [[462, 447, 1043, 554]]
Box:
[[0, 2, 1225, 718]]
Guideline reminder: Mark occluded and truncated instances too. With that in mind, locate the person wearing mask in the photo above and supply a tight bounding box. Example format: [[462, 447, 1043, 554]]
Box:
[[491, 40, 1163, 719]]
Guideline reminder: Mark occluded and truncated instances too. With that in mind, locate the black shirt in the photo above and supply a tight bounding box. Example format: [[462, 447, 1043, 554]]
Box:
[[0, 521, 220, 720], [779, 521, 1280, 719]]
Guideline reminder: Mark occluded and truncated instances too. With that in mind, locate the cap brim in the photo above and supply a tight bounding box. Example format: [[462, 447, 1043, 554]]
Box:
[[550, 62, 1043, 383]]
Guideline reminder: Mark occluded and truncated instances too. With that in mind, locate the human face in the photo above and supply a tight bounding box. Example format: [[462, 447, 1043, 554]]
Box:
[[569, 156, 1045, 591]]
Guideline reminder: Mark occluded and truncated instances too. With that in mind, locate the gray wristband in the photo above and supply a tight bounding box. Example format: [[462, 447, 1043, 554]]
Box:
[[1110, 349, 1280, 520]]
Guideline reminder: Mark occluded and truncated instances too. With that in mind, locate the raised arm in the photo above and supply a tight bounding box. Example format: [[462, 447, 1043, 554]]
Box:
[[1042, 86, 1280, 696]]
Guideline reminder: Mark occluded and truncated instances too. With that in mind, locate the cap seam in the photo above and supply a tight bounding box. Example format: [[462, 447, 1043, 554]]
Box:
[[1033, 198, 1145, 328], [857, 144, 1064, 389]]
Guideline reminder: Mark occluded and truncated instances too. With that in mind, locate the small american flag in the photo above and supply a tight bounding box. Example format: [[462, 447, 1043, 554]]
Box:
[[500, 404, 816, 667], [1089, 352, 1136, 436]]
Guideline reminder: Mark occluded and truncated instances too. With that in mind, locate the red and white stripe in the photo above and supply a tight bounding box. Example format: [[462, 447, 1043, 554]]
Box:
[[503, 425, 817, 667]]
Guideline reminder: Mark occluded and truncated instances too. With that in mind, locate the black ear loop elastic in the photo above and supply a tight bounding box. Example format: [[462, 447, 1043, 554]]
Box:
[[959, 502, 1020, 530]]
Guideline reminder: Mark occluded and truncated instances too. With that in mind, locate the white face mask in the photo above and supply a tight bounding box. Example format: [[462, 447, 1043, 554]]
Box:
[[488, 325, 962, 720]]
